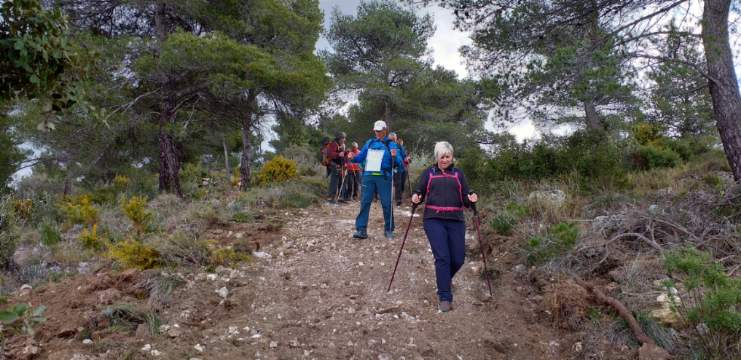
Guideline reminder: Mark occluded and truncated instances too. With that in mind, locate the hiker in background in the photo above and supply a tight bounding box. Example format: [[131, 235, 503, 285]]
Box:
[[411, 141, 477, 312], [352, 120, 403, 239], [389, 132, 409, 207], [343, 142, 362, 201], [326, 132, 346, 204], [320, 137, 331, 177]]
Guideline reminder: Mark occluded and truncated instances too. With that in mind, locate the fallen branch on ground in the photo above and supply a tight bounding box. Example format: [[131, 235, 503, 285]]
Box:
[[573, 277, 655, 346], [573, 277, 671, 359]]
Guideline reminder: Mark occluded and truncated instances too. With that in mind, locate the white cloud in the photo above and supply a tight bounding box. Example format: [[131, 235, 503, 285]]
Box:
[[422, 6, 471, 79]]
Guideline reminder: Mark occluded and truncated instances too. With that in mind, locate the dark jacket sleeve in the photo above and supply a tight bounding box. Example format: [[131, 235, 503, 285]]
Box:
[[414, 167, 430, 201], [458, 168, 473, 208]]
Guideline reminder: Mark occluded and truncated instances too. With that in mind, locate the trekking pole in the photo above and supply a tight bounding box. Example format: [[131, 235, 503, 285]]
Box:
[[335, 145, 347, 202], [336, 161, 347, 202], [387, 202, 418, 292], [471, 202, 493, 297], [389, 150, 395, 225]]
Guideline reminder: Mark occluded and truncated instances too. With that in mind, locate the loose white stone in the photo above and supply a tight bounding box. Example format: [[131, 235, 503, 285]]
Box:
[[215, 287, 229, 299]]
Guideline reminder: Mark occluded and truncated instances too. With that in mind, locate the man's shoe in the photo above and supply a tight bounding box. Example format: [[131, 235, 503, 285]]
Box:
[[438, 300, 451, 312], [384, 231, 394, 240], [396, 201, 402, 206], [352, 230, 368, 239]]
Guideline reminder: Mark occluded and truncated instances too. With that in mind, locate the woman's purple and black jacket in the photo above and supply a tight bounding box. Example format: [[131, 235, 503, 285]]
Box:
[[413, 164, 473, 222]]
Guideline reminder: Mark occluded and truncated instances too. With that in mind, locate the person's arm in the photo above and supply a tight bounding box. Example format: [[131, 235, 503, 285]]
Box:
[[390, 142, 404, 168], [458, 169, 475, 207], [353, 140, 370, 164], [412, 168, 430, 203]]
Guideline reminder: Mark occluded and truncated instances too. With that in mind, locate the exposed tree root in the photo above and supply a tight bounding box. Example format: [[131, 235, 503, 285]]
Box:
[[574, 277, 671, 359]]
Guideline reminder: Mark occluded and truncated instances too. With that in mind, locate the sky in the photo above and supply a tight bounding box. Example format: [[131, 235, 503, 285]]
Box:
[[316, 0, 741, 143], [316, 0, 571, 142]]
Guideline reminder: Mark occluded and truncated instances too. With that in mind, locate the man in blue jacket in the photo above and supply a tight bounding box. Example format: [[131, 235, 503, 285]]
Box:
[[350, 120, 404, 239]]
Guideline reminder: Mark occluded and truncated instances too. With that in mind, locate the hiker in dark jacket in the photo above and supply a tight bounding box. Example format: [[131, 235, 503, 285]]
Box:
[[320, 137, 331, 177], [326, 132, 346, 203], [411, 141, 478, 312], [351, 120, 404, 239]]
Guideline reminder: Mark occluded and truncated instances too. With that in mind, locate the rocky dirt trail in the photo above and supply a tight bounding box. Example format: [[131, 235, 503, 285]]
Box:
[[7, 201, 583, 360], [184, 202, 569, 360]]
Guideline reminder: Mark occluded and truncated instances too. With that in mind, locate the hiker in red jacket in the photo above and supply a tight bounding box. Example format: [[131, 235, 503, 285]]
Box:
[[411, 141, 478, 312], [343, 142, 361, 201], [326, 132, 346, 204]]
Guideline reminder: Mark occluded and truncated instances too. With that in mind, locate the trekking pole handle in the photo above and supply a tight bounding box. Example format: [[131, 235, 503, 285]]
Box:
[[469, 191, 478, 216]]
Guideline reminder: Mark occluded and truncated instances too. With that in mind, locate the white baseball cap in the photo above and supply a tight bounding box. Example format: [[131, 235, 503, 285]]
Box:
[[373, 120, 387, 131]]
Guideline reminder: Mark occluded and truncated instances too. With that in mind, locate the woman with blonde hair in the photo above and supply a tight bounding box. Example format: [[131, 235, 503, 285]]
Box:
[[411, 141, 478, 312]]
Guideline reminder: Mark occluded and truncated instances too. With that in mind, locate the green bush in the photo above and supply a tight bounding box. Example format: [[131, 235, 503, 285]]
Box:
[[40, 221, 61, 246], [504, 202, 529, 218], [0, 303, 46, 336], [526, 222, 579, 265], [632, 122, 663, 145], [88, 185, 119, 205], [232, 212, 252, 223], [0, 197, 19, 269], [79, 224, 105, 250], [490, 213, 516, 236], [257, 155, 297, 185], [457, 147, 489, 192], [560, 131, 627, 188], [663, 248, 740, 359], [108, 239, 160, 270], [483, 131, 626, 191], [121, 196, 152, 234], [12, 199, 33, 220], [631, 144, 681, 170], [152, 231, 211, 267], [489, 202, 528, 236], [58, 194, 98, 226], [209, 247, 251, 267]]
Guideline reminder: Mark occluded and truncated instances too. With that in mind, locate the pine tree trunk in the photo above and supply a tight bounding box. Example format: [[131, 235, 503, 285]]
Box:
[[153, 3, 182, 196], [702, 0, 741, 180], [158, 106, 183, 197], [222, 133, 231, 184], [584, 100, 602, 131], [239, 119, 252, 191], [583, 10, 604, 133], [239, 91, 258, 191]]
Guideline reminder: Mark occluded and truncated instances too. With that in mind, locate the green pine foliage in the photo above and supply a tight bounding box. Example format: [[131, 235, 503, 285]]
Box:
[[664, 248, 741, 358], [525, 222, 579, 265]]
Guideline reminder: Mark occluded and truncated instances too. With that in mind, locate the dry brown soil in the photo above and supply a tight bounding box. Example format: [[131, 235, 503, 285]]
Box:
[[5, 201, 625, 360]]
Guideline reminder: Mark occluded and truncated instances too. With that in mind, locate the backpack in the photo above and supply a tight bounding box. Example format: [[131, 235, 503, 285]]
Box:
[[321, 144, 331, 166]]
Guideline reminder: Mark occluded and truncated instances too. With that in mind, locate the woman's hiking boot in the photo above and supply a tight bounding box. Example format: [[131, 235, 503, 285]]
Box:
[[438, 300, 451, 312], [352, 230, 368, 239]]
